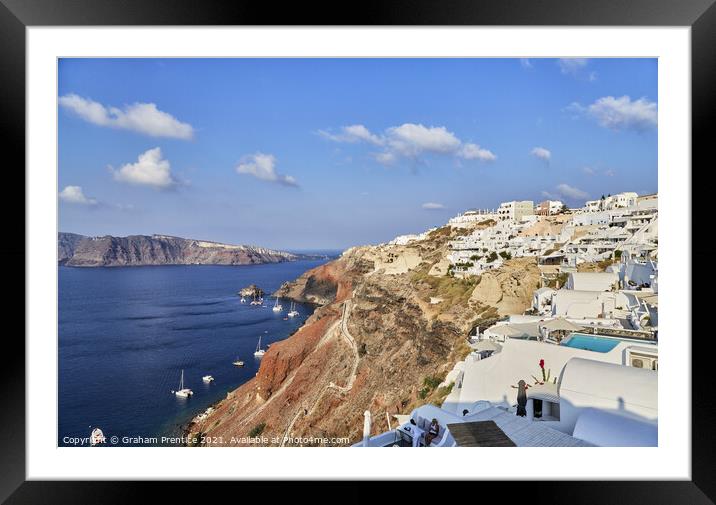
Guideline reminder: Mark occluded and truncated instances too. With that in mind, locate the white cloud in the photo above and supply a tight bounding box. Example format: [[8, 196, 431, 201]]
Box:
[[59, 94, 194, 140], [555, 183, 589, 200], [604, 168, 616, 177], [520, 58, 533, 69], [459, 143, 497, 161], [111, 147, 176, 189], [385, 124, 461, 157], [568, 96, 657, 132], [372, 151, 397, 165], [582, 166, 595, 175], [319, 124, 383, 145], [235, 153, 298, 187], [321, 122, 496, 165], [585, 95, 657, 131], [59, 185, 98, 205], [422, 202, 446, 210], [558, 58, 588, 75], [530, 147, 551, 161], [557, 58, 597, 81]]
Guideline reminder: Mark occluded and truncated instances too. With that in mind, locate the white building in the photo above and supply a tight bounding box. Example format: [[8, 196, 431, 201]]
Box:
[[606, 192, 639, 209], [448, 209, 497, 226], [532, 287, 557, 315], [551, 290, 617, 318], [566, 272, 619, 291], [388, 229, 434, 246], [357, 338, 657, 447], [584, 200, 602, 212], [497, 200, 534, 222], [536, 200, 565, 216]]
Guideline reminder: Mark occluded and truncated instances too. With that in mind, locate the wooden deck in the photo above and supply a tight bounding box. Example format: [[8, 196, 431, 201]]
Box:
[[447, 421, 516, 447], [451, 407, 594, 447]]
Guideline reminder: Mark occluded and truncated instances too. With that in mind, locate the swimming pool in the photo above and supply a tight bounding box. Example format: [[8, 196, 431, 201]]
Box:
[[560, 333, 621, 353]]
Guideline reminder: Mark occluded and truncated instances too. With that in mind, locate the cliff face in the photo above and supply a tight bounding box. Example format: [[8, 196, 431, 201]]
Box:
[[191, 227, 539, 447], [469, 257, 542, 316], [58, 233, 300, 267]]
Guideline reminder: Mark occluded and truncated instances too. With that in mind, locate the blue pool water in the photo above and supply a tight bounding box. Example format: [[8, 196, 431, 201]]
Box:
[[560, 333, 621, 353], [58, 260, 329, 446]]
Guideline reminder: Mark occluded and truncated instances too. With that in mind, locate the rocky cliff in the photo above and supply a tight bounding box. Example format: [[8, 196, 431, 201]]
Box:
[[189, 226, 540, 447], [58, 232, 302, 267]]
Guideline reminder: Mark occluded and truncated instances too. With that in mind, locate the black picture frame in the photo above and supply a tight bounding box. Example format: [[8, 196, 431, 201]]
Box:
[[2, 0, 710, 503]]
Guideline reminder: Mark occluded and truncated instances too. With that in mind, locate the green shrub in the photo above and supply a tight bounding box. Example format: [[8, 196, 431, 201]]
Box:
[[423, 375, 442, 390], [248, 422, 266, 437]]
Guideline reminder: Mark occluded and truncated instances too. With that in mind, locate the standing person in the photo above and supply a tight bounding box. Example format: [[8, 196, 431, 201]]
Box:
[[424, 418, 440, 446], [512, 380, 529, 417]]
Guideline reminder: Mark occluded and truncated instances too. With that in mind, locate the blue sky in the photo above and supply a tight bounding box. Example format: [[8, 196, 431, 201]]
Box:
[[58, 58, 657, 250]]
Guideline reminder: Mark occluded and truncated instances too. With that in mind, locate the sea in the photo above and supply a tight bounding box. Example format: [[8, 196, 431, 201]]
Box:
[[58, 259, 331, 447]]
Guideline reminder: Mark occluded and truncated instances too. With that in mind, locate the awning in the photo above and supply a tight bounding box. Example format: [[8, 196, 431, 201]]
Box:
[[539, 318, 585, 332]]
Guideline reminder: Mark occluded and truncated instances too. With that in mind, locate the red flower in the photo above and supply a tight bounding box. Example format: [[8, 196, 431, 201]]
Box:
[[539, 359, 545, 369]]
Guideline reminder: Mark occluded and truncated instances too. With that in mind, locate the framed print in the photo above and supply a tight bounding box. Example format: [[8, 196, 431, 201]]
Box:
[[2, 0, 713, 502]]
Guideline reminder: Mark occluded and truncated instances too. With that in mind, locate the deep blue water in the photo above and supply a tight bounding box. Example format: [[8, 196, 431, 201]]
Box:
[[58, 260, 327, 446]]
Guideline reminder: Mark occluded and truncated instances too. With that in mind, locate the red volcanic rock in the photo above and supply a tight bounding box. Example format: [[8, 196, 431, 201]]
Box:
[[255, 313, 337, 400]]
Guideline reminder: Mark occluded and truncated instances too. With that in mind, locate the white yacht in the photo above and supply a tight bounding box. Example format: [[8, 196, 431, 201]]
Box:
[[250, 294, 261, 306], [240, 296, 246, 303], [90, 428, 106, 446], [174, 370, 193, 398], [233, 357, 245, 367], [254, 336, 266, 357], [272, 296, 283, 312], [288, 301, 299, 318], [202, 375, 214, 383]]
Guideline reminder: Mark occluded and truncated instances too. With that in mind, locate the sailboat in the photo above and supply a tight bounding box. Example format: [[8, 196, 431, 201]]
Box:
[[254, 336, 266, 357], [240, 296, 246, 303], [174, 369, 193, 398], [233, 356, 245, 367], [272, 296, 283, 312], [287, 301, 299, 318], [90, 427, 106, 446], [250, 293, 261, 306]]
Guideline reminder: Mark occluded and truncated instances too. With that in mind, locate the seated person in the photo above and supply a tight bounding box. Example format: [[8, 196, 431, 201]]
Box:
[[407, 418, 424, 447], [424, 418, 440, 446]]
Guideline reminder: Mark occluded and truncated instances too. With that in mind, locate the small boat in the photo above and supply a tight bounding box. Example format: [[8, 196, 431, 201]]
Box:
[[272, 296, 283, 312], [90, 427, 106, 446], [240, 297, 246, 303], [233, 358, 245, 367], [254, 336, 266, 357], [174, 369, 193, 398], [202, 375, 214, 383], [250, 294, 261, 306], [287, 301, 299, 318]]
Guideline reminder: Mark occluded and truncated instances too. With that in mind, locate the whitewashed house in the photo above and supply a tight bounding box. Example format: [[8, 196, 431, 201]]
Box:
[[566, 272, 619, 291]]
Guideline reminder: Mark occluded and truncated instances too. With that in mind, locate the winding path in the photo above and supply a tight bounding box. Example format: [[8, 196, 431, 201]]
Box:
[[280, 297, 360, 446]]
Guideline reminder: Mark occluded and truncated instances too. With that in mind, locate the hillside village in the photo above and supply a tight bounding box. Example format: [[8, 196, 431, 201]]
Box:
[[191, 191, 659, 448], [357, 191, 659, 447]]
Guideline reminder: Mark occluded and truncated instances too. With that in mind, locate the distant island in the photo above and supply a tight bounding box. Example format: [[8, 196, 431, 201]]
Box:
[[58, 232, 322, 267]]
